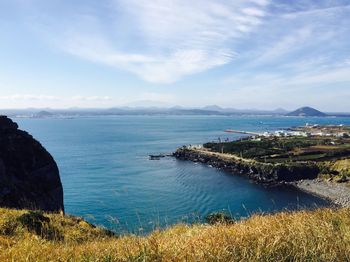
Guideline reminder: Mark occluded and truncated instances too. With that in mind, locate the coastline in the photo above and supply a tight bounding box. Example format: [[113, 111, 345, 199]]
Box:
[[292, 179, 350, 208], [173, 147, 350, 207], [173, 147, 319, 185]]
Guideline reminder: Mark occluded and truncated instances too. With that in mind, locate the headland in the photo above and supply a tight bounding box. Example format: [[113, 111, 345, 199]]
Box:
[[173, 124, 350, 207]]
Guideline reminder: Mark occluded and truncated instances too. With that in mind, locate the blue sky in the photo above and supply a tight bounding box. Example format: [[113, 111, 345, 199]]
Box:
[[0, 0, 349, 111]]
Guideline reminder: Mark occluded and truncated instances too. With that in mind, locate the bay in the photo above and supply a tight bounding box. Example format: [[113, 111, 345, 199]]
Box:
[[16, 115, 350, 233]]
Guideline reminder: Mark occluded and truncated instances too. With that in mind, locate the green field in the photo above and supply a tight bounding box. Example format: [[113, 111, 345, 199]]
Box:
[[204, 136, 350, 163]]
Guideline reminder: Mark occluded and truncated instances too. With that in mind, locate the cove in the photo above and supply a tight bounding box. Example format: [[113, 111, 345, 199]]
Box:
[[16, 115, 346, 233]]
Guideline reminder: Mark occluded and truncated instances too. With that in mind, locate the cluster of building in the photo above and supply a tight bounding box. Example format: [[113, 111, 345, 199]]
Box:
[[260, 130, 308, 138], [185, 144, 204, 150], [259, 124, 350, 138]]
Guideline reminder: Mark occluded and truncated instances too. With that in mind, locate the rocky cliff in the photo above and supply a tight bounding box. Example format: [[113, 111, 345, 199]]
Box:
[[174, 148, 319, 185], [0, 116, 64, 212]]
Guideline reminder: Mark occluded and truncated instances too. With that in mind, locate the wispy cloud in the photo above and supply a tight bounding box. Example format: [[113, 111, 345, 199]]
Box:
[[221, 64, 350, 111], [22, 0, 269, 83], [224, 66, 350, 89], [216, 0, 350, 110], [250, 27, 313, 66], [280, 4, 350, 20], [3, 0, 350, 110]]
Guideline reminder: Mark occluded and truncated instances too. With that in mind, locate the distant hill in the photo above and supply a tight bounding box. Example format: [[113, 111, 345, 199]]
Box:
[[272, 107, 289, 114], [286, 107, 327, 117], [202, 105, 224, 111], [34, 110, 54, 118], [202, 106, 288, 115]]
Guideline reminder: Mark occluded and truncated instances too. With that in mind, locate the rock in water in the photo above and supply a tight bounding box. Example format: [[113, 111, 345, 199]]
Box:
[[0, 116, 64, 212]]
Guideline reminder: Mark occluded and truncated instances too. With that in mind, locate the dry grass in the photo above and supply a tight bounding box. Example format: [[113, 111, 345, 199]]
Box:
[[320, 159, 350, 185], [331, 159, 350, 173], [0, 207, 349, 261]]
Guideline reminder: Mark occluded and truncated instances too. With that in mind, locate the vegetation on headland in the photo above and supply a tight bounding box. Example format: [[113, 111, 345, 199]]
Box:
[[202, 130, 350, 184], [204, 136, 350, 164], [319, 159, 350, 185], [0, 207, 349, 261]]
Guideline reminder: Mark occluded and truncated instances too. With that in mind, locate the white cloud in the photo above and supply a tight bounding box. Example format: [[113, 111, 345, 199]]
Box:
[[251, 27, 313, 66], [251, 0, 269, 6], [224, 66, 350, 90], [6, 0, 350, 110], [65, 40, 234, 83], [240, 2, 348, 71], [281, 4, 350, 20], [242, 7, 265, 17], [27, 0, 269, 84], [219, 67, 350, 111]]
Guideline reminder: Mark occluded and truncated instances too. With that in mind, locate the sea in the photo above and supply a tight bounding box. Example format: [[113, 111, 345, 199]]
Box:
[[15, 115, 350, 233]]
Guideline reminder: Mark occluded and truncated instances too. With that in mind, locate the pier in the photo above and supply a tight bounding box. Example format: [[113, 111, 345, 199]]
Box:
[[224, 129, 261, 136]]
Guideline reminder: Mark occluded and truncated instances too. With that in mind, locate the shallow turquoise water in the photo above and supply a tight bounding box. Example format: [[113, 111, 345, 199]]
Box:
[[16, 116, 350, 233]]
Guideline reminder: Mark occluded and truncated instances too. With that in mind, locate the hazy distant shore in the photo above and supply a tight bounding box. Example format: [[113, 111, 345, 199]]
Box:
[[1, 105, 350, 118]]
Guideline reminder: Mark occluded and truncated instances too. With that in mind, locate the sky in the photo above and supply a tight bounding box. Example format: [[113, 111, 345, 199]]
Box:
[[0, 0, 349, 111]]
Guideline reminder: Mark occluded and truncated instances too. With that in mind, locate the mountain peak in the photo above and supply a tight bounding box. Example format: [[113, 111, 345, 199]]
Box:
[[202, 105, 223, 111], [286, 107, 327, 117]]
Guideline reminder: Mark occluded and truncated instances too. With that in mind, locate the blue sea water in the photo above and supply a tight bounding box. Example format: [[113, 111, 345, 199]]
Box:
[[15, 115, 350, 233]]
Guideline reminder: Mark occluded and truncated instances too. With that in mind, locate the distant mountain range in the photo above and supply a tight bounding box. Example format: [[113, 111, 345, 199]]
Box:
[[0, 106, 349, 118], [201, 105, 289, 115]]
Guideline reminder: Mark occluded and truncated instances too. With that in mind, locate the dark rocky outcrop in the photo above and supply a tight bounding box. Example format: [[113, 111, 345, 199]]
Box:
[[0, 116, 64, 212], [173, 148, 319, 185]]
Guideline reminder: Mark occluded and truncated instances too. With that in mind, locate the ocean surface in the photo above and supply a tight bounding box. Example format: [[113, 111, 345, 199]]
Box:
[[16, 115, 350, 233]]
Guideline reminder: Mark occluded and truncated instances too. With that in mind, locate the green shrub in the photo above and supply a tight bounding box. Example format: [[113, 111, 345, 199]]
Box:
[[205, 212, 235, 224]]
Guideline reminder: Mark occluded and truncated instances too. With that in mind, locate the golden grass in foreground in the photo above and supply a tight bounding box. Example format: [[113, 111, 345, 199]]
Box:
[[0, 208, 349, 261]]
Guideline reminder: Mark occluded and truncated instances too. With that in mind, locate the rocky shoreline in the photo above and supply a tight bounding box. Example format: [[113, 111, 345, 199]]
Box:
[[292, 179, 350, 208], [173, 147, 350, 207], [173, 148, 320, 186]]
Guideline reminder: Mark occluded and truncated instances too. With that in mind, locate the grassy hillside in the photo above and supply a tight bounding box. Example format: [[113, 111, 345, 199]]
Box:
[[319, 159, 350, 184], [0, 208, 349, 261]]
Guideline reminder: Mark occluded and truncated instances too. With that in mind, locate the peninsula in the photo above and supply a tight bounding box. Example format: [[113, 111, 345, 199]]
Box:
[[174, 124, 350, 207]]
